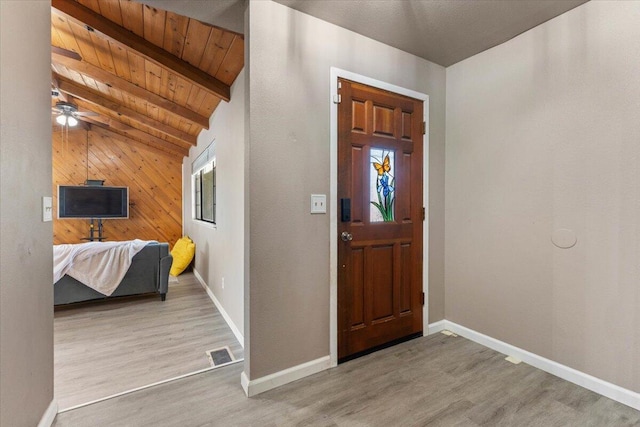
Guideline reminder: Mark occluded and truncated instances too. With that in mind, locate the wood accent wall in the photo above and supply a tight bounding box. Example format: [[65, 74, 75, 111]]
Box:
[[53, 125, 182, 246]]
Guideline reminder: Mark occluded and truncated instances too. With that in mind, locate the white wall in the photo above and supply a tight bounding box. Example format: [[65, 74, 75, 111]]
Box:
[[246, 0, 446, 379], [183, 69, 246, 339], [445, 1, 640, 392], [0, 2, 55, 426]]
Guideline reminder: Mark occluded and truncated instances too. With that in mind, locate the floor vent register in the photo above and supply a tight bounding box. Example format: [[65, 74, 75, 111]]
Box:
[[206, 346, 235, 367]]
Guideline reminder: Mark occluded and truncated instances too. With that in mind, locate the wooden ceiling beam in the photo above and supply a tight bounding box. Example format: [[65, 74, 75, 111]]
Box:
[[51, 45, 81, 61], [51, 71, 69, 102], [78, 115, 189, 158], [95, 115, 191, 151], [55, 74, 197, 146], [51, 0, 231, 102], [52, 50, 210, 129], [74, 100, 193, 152], [71, 101, 191, 152]]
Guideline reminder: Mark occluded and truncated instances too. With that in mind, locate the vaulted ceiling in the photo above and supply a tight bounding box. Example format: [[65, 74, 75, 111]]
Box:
[[141, 0, 588, 69], [51, 0, 244, 157], [51, 0, 587, 157]]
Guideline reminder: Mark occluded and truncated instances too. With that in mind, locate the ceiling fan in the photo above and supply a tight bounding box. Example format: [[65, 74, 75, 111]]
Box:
[[51, 101, 97, 127]]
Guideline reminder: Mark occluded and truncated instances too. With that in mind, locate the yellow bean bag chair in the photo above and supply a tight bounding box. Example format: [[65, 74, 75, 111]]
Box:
[[170, 236, 195, 276]]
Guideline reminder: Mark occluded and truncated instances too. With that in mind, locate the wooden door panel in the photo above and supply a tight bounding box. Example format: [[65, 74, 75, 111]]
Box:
[[351, 146, 365, 224], [401, 112, 414, 140], [400, 243, 412, 314], [350, 247, 365, 329], [397, 152, 413, 222], [338, 78, 424, 360], [370, 245, 394, 321], [351, 100, 366, 133], [372, 105, 395, 137]]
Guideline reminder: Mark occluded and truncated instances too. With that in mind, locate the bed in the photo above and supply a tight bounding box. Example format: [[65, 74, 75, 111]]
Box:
[[54, 240, 173, 305]]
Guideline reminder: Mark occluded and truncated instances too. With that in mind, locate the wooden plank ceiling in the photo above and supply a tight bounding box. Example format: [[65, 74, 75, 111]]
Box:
[[51, 0, 244, 157]]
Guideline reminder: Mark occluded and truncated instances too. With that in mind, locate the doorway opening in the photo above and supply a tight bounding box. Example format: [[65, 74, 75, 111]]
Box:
[[52, 130, 244, 412]]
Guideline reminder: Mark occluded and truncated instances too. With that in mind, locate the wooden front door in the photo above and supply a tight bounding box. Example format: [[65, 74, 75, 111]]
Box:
[[337, 78, 424, 361]]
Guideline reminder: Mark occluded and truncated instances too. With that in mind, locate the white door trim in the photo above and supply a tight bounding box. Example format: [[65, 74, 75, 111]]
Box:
[[329, 67, 430, 367]]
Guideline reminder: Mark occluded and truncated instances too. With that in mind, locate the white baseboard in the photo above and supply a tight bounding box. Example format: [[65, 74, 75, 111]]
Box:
[[241, 370, 250, 396], [37, 399, 57, 427], [192, 268, 244, 348], [241, 356, 331, 397], [429, 320, 640, 411]]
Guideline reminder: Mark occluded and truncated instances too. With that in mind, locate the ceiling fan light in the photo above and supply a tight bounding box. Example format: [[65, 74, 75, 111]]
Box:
[[67, 116, 78, 127], [56, 114, 67, 126]]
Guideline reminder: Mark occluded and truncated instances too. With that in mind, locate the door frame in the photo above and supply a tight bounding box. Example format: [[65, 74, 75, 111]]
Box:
[[329, 67, 430, 367]]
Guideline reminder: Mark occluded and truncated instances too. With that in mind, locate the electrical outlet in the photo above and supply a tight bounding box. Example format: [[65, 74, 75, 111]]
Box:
[[221, 277, 225, 289], [310, 194, 326, 214]]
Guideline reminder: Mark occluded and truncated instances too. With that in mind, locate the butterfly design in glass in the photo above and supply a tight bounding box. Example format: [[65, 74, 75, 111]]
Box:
[[370, 149, 395, 222]]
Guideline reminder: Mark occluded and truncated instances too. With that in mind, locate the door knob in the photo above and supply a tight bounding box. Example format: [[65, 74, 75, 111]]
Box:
[[341, 231, 353, 242]]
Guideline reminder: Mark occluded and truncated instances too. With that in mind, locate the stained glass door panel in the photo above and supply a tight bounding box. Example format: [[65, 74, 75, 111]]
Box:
[[370, 149, 395, 222]]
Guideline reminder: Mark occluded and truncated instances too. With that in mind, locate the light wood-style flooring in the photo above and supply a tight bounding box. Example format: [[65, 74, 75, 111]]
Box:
[[54, 272, 243, 410], [54, 332, 640, 426]]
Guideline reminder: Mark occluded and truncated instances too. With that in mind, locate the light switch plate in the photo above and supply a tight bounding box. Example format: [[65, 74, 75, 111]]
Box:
[[310, 194, 326, 214], [42, 196, 53, 222]]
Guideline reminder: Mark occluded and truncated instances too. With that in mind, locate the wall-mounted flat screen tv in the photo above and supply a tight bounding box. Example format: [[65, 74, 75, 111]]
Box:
[[58, 186, 129, 219]]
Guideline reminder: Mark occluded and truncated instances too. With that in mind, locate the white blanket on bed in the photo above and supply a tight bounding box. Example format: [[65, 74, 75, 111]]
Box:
[[53, 240, 152, 296]]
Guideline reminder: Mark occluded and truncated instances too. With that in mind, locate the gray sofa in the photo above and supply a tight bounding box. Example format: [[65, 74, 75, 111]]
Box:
[[54, 242, 173, 306]]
